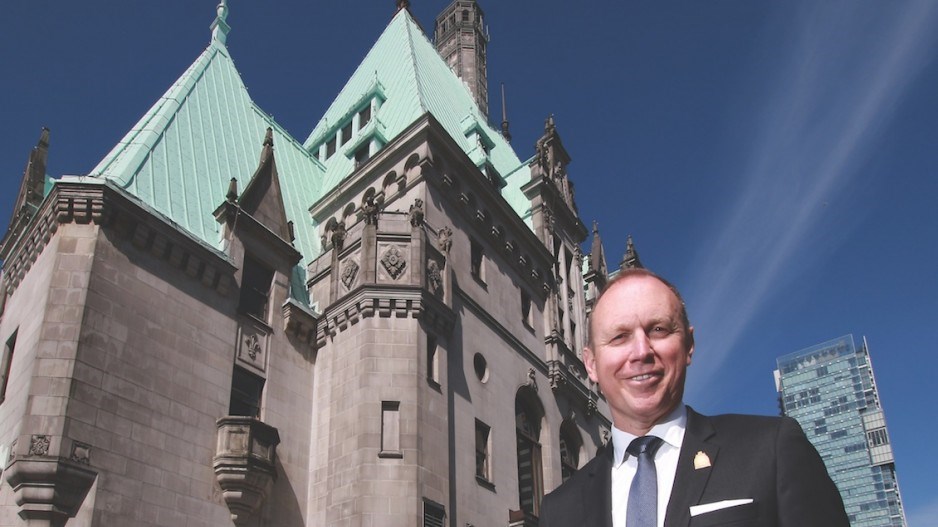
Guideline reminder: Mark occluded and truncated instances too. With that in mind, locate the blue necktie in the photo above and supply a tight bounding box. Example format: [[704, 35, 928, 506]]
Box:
[[627, 435, 664, 527]]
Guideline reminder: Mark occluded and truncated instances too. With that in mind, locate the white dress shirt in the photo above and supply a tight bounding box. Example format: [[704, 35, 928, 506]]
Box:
[[611, 403, 687, 527]]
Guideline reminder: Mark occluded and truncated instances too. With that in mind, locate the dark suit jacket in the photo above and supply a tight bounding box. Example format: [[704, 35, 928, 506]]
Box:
[[540, 407, 848, 527]]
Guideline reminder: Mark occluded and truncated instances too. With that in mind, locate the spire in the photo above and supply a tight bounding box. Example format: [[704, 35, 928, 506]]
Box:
[[500, 83, 512, 143], [619, 234, 644, 270], [211, 0, 231, 45], [588, 221, 609, 277]]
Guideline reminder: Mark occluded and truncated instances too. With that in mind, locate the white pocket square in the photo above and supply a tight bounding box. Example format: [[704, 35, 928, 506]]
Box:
[[689, 498, 754, 517]]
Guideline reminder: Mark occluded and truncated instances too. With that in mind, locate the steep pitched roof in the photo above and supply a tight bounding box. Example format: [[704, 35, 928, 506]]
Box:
[[87, 34, 325, 266], [304, 9, 533, 224]]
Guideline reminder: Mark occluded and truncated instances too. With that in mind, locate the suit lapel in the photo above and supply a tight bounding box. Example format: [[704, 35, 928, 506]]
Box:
[[581, 444, 615, 527], [664, 408, 719, 527]]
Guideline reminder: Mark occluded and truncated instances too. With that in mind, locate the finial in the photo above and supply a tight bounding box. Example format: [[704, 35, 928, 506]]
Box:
[[263, 127, 274, 147], [226, 177, 238, 203], [592, 220, 599, 234], [396, 0, 411, 13], [620, 234, 644, 270], [500, 83, 512, 143], [211, 0, 231, 45]]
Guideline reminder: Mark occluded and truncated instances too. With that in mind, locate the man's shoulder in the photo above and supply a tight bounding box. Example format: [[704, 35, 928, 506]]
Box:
[[543, 444, 610, 500], [688, 407, 807, 442]]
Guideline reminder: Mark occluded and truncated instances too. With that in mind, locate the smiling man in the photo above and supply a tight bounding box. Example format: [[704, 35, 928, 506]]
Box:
[[540, 269, 848, 527]]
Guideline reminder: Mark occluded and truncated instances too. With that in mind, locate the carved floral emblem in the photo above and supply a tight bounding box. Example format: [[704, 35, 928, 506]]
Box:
[[245, 334, 262, 361], [381, 246, 407, 279], [29, 435, 50, 456], [427, 259, 442, 294]]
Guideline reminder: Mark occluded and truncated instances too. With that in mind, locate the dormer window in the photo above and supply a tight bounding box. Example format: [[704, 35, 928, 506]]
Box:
[[341, 123, 353, 146], [359, 106, 371, 128], [326, 137, 337, 158], [354, 144, 370, 167]]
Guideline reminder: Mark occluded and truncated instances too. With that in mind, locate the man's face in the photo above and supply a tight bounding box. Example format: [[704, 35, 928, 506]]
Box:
[[584, 275, 694, 434]]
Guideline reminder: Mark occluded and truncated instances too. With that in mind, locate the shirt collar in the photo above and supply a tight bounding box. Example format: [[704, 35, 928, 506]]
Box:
[[611, 403, 687, 467]]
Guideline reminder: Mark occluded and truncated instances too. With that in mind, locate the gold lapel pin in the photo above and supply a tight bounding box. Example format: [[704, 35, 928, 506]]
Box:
[[694, 451, 711, 470]]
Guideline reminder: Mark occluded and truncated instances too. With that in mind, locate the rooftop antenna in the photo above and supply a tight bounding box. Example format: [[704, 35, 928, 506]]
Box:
[[500, 83, 512, 143]]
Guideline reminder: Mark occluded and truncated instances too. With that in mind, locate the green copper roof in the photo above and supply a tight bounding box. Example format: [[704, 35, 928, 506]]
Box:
[[304, 9, 532, 225], [89, 38, 325, 268]]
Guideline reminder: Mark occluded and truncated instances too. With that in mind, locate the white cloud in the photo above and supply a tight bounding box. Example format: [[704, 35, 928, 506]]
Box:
[[684, 1, 938, 403]]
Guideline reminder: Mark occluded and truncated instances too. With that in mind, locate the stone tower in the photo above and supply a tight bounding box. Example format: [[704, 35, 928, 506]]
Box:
[[434, 0, 490, 117]]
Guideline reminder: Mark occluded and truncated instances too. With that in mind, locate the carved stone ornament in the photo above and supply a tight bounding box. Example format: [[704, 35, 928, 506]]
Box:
[[381, 246, 407, 279], [409, 198, 425, 227], [28, 435, 50, 456], [437, 226, 453, 255], [427, 259, 443, 294], [245, 334, 262, 361], [361, 196, 378, 226], [341, 260, 360, 290], [70, 441, 92, 465], [331, 221, 347, 252]]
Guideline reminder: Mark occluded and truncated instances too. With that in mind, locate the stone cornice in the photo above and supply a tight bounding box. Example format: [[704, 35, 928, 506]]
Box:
[[316, 284, 455, 347], [0, 180, 237, 299]]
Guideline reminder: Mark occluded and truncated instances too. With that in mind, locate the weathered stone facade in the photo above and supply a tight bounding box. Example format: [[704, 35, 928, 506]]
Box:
[[0, 5, 615, 527]]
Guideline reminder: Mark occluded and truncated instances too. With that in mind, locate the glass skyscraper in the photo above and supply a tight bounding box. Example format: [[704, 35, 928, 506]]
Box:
[[775, 335, 906, 526]]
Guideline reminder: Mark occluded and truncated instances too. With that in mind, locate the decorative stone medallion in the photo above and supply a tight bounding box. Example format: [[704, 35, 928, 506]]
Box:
[[427, 259, 443, 295], [341, 260, 360, 290], [381, 246, 407, 280], [29, 435, 50, 456]]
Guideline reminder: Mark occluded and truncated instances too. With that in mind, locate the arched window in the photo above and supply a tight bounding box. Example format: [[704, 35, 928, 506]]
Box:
[[559, 421, 583, 483], [515, 390, 544, 516]]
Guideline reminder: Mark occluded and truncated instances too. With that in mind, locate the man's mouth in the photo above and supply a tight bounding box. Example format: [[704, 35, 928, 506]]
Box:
[[629, 373, 656, 382]]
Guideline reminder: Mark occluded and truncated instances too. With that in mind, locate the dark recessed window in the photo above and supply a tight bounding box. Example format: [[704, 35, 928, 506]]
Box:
[[239, 255, 274, 321], [427, 334, 440, 386], [521, 291, 533, 328], [473, 353, 488, 383], [423, 500, 446, 527], [475, 420, 491, 482], [326, 137, 337, 158], [1, 330, 17, 404], [354, 144, 370, 167], [359, 106, 371, 128], [470, 238, 484, 282], [229, 366, 264, 417], [341, 123, 353, 146]]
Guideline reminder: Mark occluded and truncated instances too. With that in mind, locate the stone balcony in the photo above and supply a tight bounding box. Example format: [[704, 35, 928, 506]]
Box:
[[213, 416, 281, 525]]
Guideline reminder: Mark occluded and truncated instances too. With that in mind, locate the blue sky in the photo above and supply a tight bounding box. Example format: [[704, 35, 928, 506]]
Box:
[[3, 1, 937, 523]]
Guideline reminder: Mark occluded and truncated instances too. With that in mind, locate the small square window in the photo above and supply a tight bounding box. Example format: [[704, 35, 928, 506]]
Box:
[[470, 239, 485, 282]]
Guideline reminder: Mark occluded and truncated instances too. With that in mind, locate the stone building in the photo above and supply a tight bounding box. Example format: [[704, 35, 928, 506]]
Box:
[[0, 2, 622, 526]]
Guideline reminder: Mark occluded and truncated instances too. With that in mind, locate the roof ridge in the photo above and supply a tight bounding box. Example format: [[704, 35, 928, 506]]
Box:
[[91, 43, 224, 184], [402, 10, 429, 114]]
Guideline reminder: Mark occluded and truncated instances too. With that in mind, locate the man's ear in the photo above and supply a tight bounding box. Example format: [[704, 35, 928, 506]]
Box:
[[583, 346, 599, 383], [686, 326, 695, 365]]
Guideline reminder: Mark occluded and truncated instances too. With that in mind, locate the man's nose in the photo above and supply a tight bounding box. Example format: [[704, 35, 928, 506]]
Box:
[[629, 332, 654, 361]]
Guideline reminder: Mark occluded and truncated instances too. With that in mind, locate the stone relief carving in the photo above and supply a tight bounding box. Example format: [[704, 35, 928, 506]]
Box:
[[381, 246, 407, 280], [341, 260, 360, 290], [29, 435, 50, 456], [437, 226, 453, 255], [245, 334, 262, 361], [427, 259, 443, 295], [70, 441, 91, 465]]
